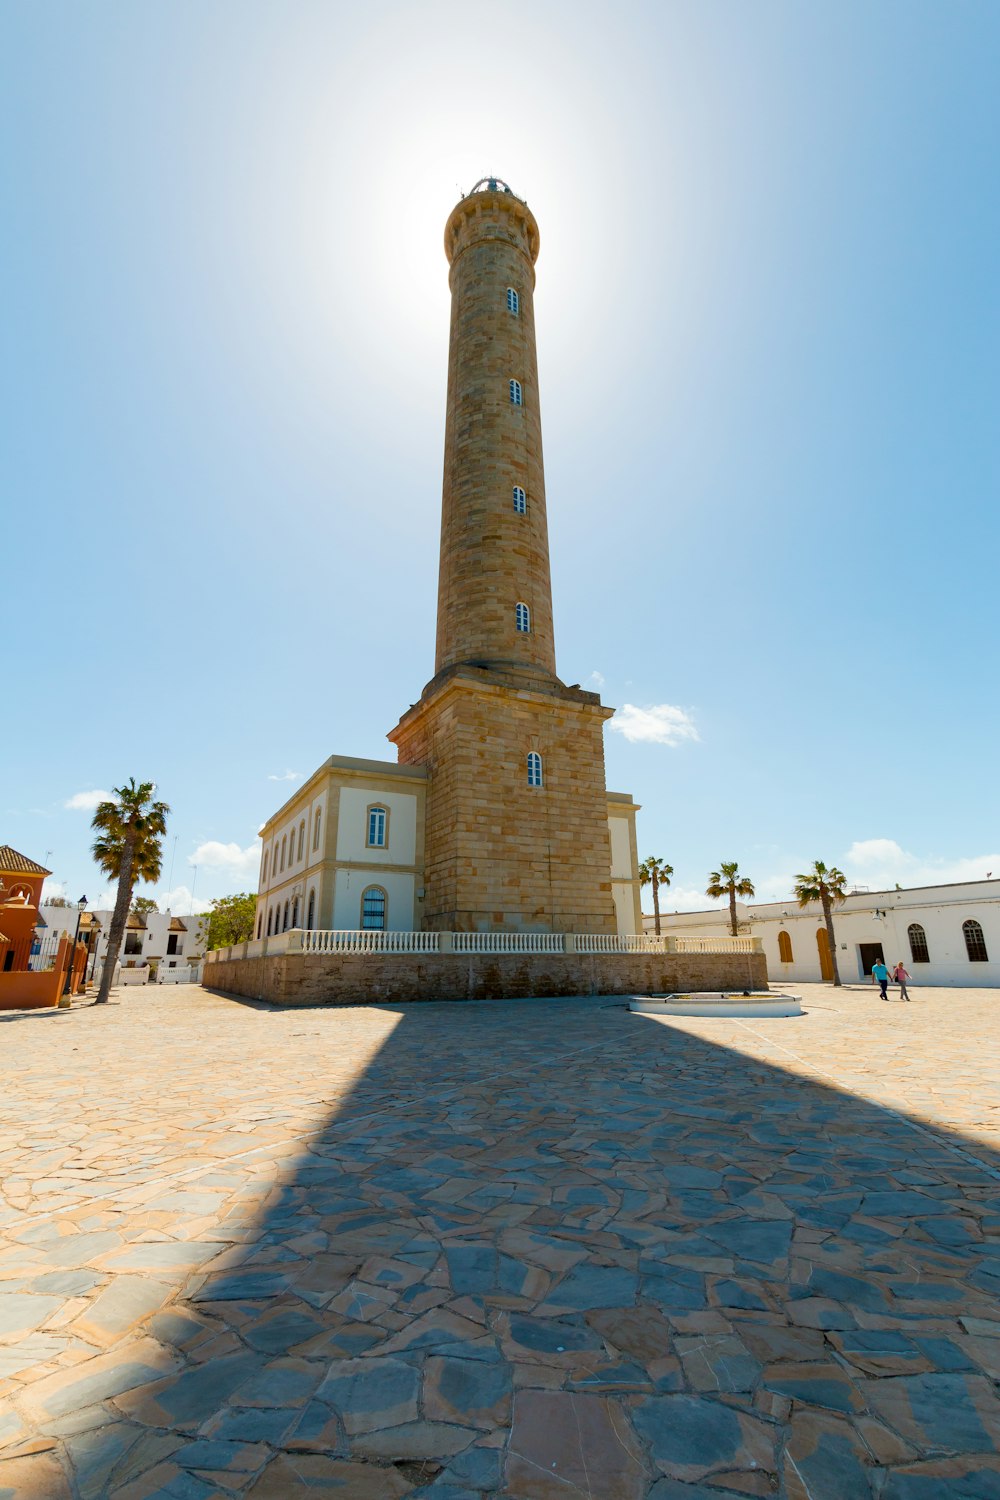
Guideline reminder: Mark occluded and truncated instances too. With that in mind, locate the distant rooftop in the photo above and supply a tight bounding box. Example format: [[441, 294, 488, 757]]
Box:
[[0, 846, 51, 876]]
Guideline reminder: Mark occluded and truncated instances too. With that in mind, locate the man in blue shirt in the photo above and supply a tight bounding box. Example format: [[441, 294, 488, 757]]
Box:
[[872, 960, 890, 1000]]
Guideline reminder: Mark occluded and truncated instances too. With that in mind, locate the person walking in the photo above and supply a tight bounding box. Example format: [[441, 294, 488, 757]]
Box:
[[893, 961, 911, 1002], [872, 958, 891, 1000]]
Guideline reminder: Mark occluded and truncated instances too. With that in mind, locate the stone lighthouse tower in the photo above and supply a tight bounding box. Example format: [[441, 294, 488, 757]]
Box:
[[389, 179, 618, 935]]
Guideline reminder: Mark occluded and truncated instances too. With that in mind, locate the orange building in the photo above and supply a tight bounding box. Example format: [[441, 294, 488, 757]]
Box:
[[0, 847, 82, 1009]]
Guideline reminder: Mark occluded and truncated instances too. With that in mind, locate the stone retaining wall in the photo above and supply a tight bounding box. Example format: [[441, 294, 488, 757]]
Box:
[[203, 949, 768, 1007]]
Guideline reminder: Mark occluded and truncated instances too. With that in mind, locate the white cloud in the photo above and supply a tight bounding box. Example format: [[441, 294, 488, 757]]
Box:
[[160, 884, 212, 916], [65, 789, 112, 811], [189, 840, 262, 880], [608, 703, 699, 747], [587, 670, 606, 690], [845, 839, 1000, 891], [268, 770, 302, 783], [41, 878, 68, 903]]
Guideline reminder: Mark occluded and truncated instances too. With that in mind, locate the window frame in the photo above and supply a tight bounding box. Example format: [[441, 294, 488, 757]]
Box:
[[907, 922, 930, 964], [527, 751, 543, 788], [366, 803, 389, 850], [506, 287, 519, 315], [361, 885, 387, 931], [298, 820, 305, 861], [512, 485, 526, 514], [509, 378, 522, 407], [515, 601, 531, 633], [963, 918, 989, 962], [313, 809, 322, 851]]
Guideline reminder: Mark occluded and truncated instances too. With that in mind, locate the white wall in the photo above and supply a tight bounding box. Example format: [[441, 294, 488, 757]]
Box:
[[608, 816, 633, 880], [647, 880, 1000, 987], [333, 869, 416, 931], [336, 787, 418, 866]]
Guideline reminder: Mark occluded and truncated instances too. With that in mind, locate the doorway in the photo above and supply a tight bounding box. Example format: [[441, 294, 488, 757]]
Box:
[[816, 927, 833, 982], [858, 942, 885, 980]]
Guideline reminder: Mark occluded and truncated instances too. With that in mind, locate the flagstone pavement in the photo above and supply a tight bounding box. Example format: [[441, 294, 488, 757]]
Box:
[[1, 980, 998, 1499]]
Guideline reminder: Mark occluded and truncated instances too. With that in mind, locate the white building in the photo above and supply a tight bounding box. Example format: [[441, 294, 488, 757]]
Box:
[[36, 904, 208, 982], [255, 755, 642, 940], [645, 879, 1000, 987]]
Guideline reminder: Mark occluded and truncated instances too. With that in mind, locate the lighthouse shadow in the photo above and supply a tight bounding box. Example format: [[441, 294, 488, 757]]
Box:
[[27, 995, 1000, 1497]]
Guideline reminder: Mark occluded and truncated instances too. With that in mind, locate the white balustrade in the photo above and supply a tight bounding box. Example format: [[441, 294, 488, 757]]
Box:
[[204, 928, 759, 961], [452, 932, 564, 953], [301, 929, 441, 955], [575, 933, 670, 953], [674, 935, 758, 954]]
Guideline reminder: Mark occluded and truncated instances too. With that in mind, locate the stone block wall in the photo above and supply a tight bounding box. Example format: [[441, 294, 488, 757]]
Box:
[[390, 671, 618, 934], [204, 948, 769, 1008]]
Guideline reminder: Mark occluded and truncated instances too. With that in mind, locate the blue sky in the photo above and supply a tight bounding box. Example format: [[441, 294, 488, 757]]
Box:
[[3, 1, 998, 917]]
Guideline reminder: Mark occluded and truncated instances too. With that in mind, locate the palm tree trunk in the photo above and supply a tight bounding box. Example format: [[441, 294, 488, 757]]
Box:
[[729, 887, 738, 937], [652, 877, 661, 936], [822, 889, 842, 987], [96, 832, 135, 1004]]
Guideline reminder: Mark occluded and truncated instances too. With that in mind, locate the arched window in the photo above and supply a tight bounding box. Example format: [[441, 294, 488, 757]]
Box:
[[367, 806, 388, 848], [298, 821, 305, 861], [527, 752, 543, 787], [963, 918, 988, 962], [513, 485, 526, 514], [256, 913, 262, 940], [262, 851, 269, 883], [280, 836, 287, 872], [908, 923, 930, 963], [509, 378, 522, 407], [266, 909, 273, 937], [291, 896, 299, 929], [283, 900, 290, 932], [506, 287, 519, 315], [777, 930, 793, 963], [307, 889, 315, 931], [515, 602, 530, 633], [313, 809, 322, 851], [361, 886, 386, 931]]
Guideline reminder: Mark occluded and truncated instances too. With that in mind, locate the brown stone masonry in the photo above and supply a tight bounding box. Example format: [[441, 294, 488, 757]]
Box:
[[436, 189, 553, 680], [205, 949, 769, 1007], [390, 668, 618, 934]]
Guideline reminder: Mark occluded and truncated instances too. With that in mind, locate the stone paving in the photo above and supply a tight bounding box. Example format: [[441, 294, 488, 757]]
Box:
[[1, 980, 998, 1498]]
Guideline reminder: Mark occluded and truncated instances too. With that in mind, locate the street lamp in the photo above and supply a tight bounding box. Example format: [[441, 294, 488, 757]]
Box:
[[63, 895, 88, 998]]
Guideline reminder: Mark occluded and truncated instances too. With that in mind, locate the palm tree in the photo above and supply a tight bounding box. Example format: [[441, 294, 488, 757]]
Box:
[[91, 780, 170, 1004], [639, 857, 674, 935], [794, 860, 848, 987], [706, 861, 756, 937]]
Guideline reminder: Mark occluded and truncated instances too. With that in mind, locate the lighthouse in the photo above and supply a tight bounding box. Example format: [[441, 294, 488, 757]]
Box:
[[389, 179, 620, 935]]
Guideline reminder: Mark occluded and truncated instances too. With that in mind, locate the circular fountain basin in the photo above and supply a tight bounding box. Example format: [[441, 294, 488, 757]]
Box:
[[630, 991, 802, 1019]]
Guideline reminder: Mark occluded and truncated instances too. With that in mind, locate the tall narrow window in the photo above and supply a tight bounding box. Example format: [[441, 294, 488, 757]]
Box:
[[367, 806, 387, 848], [256, 914, 262, 940], [513, 485, 526, 514], [515, 602, 530, 633], [908, 923, 930, 963], [527, 752, 543, 787], [307, 890, 315, 931], [280, 836, 286, 871], [313, 809, 322, 851], [361, 886, 386, 930], [267, 910, 273, 936], [506, 287, 519, 315], [963, 918, 988, 962], [283, 901, 290, 932], [509, 378, 522, 406], [298, 820, 305, 861], [777, 930, 793, 963], [262, 851, 269, 883], [291, 896, 299, 929]]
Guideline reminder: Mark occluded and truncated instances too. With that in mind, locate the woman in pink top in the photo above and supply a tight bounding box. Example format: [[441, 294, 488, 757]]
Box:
[[892, 962, 911, 1001]]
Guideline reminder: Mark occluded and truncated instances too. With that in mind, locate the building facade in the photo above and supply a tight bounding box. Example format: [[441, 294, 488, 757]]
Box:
[[646, 879, 1000, 987], [255, 180, 642, 940]]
